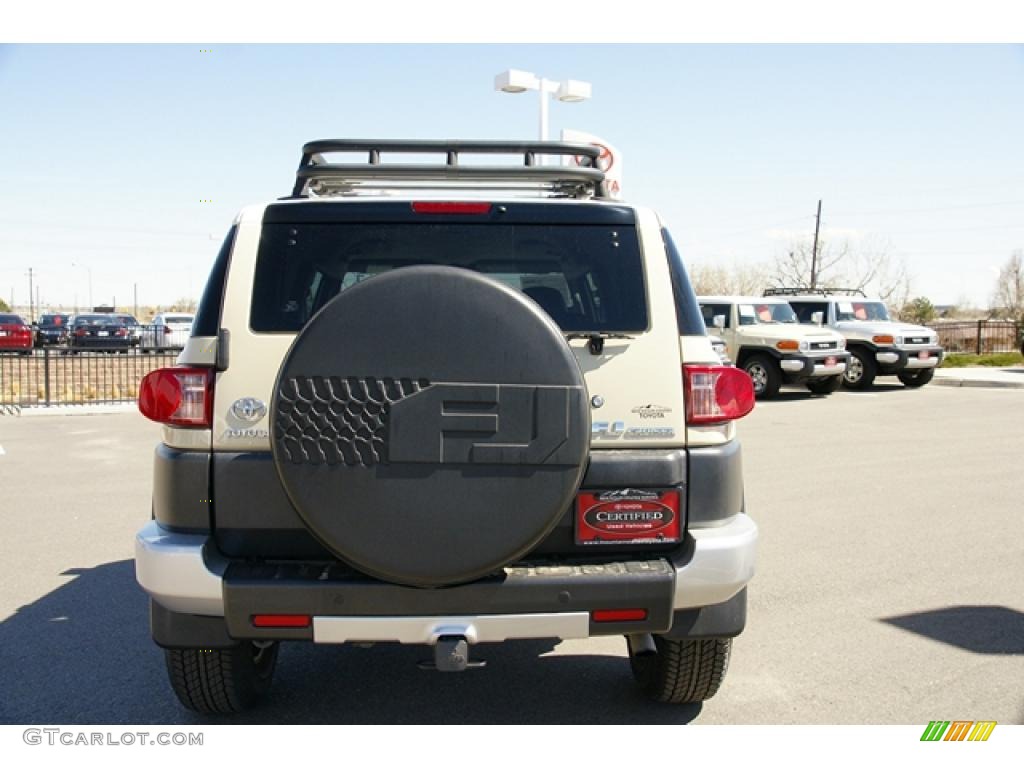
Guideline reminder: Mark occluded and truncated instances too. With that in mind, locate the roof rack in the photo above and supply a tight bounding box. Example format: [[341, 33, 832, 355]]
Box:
[[289, 140, 608, 200], [763, 287, 867, 298]]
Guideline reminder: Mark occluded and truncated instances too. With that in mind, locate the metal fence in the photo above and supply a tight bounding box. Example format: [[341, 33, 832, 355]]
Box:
[[0, 346, 180, 409], [933, 321, 1022, 355]]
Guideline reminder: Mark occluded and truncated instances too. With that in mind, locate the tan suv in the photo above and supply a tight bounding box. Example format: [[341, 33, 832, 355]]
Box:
[[135, 140, 758, 713]]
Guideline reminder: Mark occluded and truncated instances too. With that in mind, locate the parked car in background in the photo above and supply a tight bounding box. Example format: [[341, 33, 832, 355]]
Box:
[[0, 313, 33, 354], [698, 296, 850, 397], [764, 288, 945, 389], [67, 314, 131, 352], [113, 314, 143, 347], [34, 313, 71, 347], [142, 313, 194, 349]]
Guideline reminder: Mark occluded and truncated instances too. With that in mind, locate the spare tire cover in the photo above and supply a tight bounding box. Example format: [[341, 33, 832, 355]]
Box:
[[271, 266, 589, 587]]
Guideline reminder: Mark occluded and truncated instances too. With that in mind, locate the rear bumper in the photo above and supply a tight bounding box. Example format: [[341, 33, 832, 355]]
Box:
[[135, 513, 757, 644]]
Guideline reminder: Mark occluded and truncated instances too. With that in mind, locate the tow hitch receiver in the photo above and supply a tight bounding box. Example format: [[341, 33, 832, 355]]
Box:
[[418, 636, 487, 672]]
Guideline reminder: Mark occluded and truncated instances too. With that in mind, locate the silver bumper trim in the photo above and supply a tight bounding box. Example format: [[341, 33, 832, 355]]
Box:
[[904, 356, 939, 369], [672, 513, 758, 609], [134, 521, 225, 616], [313, 613, 591, 644]]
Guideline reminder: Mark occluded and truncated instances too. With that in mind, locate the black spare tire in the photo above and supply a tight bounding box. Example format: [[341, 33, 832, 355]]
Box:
[[271, 266, 589, 587]]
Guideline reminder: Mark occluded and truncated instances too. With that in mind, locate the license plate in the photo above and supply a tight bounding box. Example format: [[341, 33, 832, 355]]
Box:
[[575, 489, 681, 546], [919, 351, 930, 360], [0, 331, 7, 337], [825, 356, 837, 366], [98, 331, 109, 337]]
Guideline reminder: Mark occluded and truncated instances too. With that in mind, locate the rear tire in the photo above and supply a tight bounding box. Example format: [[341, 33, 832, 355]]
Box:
[[629, 635, 732, 704], [742, 354, 781, 399], [164, 641, 279, 714], [806, 375, 842, 395], [843, 348, 877, 390], [897, 368, 934, 388]]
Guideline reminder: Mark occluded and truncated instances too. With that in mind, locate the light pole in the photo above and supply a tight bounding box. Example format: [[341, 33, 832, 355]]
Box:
[[72, 262, 93, 309], [494, 69, 592, 142]]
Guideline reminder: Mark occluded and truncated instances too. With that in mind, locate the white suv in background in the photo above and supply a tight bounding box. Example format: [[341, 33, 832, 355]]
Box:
[[764, 289, 944, 389], [698, 296, 849, 398]]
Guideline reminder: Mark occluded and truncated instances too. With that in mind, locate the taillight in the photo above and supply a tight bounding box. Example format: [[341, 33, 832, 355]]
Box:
[[115, 328, 127, 337], [683, 365, 755, 425], [163, 326, 172, 335], [75, 327, 87, 337], [411, 201, 492, 215], [252, 614, 311, 628], [592, 609, 648, 623], [138, 367, 213, 428]]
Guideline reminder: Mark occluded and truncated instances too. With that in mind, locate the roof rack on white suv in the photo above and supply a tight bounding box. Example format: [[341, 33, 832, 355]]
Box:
[[763, 286, 866, 298], [290, 139, 608, 200]]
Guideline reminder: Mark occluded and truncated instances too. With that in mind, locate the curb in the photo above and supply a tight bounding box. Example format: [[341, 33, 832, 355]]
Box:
[[931, 377, 1024, 390]]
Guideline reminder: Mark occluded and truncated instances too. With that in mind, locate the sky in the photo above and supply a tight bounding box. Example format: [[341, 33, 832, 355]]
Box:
[[1, 43, 1022, 314]]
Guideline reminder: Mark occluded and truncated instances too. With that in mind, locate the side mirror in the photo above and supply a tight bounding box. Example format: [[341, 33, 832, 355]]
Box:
[[811, 311, 824, 326], [713, 314, 726, 330]]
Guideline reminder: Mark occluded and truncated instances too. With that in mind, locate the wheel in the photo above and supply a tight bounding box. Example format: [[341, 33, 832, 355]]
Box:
[[806, 375, 842, 395], [629, 635, 732, 704], [164, 641, 279, 714], [742, 354, 781, 398], [843, 348, 877, 390], [897, 368, 934, 388]]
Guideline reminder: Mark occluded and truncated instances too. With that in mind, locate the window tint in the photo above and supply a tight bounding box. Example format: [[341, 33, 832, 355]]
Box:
[[662, 229, 707, 335], [698, 303, 732, 330], [0, 314, 23, 325], [250, 222, 648, 333], [194, 226, 236, 337], [791, 301, 828, 323]]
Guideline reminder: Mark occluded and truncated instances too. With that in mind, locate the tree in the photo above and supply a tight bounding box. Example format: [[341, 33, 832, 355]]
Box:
[[769, 235, 912, 308], [689, 260, 772, 296], [0, 298, 9, 312], [169, 297, 198, 313], [900, 296, 937, 324], [991, 250, 1024, 322]]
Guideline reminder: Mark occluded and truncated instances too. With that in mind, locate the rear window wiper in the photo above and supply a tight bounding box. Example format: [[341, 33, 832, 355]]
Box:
[[564, 331, 636, 355]]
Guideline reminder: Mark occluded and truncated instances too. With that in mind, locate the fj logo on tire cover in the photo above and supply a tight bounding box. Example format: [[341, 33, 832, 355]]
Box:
[[388, 383, 584, 465]]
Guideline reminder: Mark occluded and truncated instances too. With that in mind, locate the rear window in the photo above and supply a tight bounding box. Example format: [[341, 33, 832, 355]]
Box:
[[250, 222, 648, 333], [40, 314, 68, 326], [0, 314, 24, 325], [164, 315, 194, 324], [73, 314, 115, 325]]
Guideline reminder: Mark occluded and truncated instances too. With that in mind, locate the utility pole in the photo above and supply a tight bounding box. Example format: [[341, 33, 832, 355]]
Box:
[[810, 199, 822, 290], [133, 283, 138, 318], [26, 268, 35, 323]]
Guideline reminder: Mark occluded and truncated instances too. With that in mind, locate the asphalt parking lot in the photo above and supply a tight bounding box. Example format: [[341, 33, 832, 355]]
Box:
[[0, 384, 1021, 725]]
